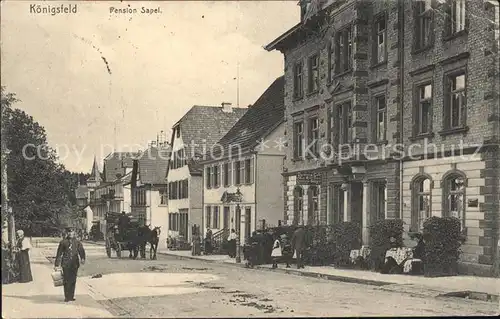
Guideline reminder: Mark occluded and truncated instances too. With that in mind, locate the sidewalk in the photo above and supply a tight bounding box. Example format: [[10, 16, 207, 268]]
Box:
[[160, 249, 500, 299], [2, 247, 113, 318]]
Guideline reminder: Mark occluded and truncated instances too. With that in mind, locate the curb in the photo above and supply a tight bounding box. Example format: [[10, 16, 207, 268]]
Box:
[[85, 242, 500, 303], [158, 251, 393, 286]]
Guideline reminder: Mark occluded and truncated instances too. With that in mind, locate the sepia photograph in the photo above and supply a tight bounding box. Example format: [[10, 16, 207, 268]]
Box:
[[1, 0, 499, 317]]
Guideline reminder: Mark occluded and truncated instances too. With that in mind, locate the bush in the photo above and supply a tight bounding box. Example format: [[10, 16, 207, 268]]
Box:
[[369, 219, 404, 271], [331, 222, 361, 267], [423, 216, 462, 277], [303, 225, 333, 266]]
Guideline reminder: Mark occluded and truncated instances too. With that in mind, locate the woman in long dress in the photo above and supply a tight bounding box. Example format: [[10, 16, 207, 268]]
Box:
[[16, 229, 33, 283]]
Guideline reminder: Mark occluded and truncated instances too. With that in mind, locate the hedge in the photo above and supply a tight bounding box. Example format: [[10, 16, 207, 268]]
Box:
[[369, 219, 404, 271], [331, 222, 361, 267], [422, 216, 462, 277]]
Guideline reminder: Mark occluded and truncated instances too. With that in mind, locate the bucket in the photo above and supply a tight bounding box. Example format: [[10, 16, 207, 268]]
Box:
[[51, 269, 64, 287]]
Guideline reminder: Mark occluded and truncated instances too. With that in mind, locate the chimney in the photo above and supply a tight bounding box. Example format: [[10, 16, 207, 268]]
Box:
[[221, 102, 233, 113]]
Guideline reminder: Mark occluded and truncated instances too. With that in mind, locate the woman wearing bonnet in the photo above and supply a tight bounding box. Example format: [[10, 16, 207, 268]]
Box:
[[16, 229, 33, 283]]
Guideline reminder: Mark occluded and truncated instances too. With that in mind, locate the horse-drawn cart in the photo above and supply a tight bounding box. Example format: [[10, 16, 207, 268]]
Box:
[[105, 212, 138, 258]]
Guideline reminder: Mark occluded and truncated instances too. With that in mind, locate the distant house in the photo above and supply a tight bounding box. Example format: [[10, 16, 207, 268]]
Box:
[[167, 103, 247, 244], [87, 152, 139, 234], [127, 144, 171, 249], [202, 76, 286, 245]]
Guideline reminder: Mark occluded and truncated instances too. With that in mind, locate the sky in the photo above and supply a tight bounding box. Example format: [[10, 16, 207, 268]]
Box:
[[1, 0, 297, 173]]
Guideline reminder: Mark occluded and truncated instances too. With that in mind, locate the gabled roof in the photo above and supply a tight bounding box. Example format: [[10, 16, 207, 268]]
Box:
[[103, 152, 141, 182], [170, 105, 247, 174], [136, 147, 170, 185], [211, 76, 285, 159]]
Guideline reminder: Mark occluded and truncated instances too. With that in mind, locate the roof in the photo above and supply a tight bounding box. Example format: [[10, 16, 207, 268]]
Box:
[[171, 105, 248, 174], [103, 152, 141, 182], [265, 0, 338, 52], [86, 156, 102, 184], [136, 147, 170, 184], [211, 76, 285, 160], [75, 185, 88, 199]]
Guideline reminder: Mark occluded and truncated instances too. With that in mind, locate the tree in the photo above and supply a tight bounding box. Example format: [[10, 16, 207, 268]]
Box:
[[1, 87, 84, 236]]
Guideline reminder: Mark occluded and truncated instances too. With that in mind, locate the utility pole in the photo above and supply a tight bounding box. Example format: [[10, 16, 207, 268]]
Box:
[[236, 61, 240, 108]]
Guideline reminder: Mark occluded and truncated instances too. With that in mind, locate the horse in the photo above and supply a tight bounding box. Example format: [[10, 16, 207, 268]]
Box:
[[137, 225, 161, 260]]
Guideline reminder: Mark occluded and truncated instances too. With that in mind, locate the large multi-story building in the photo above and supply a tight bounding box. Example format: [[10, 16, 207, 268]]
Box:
[[202, 76, 286, 244], [266, 0, 499, 275], [166, 104, 247, 243]]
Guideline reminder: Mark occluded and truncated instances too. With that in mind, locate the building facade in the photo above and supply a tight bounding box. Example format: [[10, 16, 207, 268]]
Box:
[[128, 144, 170, 249], [87, 152, 138, 233], [266, 0, 499, 275], [202, 77, 286, 244], [166, 104, 247, 243]]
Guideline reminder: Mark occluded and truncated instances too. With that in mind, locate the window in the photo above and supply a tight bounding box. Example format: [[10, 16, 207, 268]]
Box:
[[373, 181, 386, 221], [223, 163, 231, 186], [327, 41, 334, 82], [374, 14, 387, 63], [293, 186, 303, 226], [176, 127, 180, 138], [328, 184, 344, 224], [213, 165, 220, 188], [293, 121, 304, 159], [244, 207, 252, 242], [244, 158, 253, 184], [234, 161, 241, 185], [223, 206, 230, 229], [375, 95, 387, 142], [160, 188, 168, 205], [412, 177, 432, 231], [443, 173, 466, 229], [415, 83, 432, 135], [308, 54, 319, 93], [335, 26, 353, 73], [446, 0, 466, 35], [444, 73, 466, 129], [213, 206, 220, 229], [307, 186, 319, 225], [206, 167, 212, 189], [293, 61, 304, 99], [328, 106, 335, 144], [414, 0, 433, 50], [239, 160, 245, 184], [337, 102, 353, 145], [307, 117, 319, 156], [205, 206, 212, 229]]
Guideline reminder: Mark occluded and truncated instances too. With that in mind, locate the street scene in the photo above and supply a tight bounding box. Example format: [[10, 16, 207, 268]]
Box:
[[2, 0, 500, 317], [3, 240, 499, 318]]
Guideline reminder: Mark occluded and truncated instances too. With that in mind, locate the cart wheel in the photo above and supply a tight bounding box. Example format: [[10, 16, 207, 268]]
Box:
[[116, 243, 122, 258], [105, 238, 111, 258]]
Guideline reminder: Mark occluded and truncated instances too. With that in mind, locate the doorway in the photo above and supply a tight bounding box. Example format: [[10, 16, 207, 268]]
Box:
[[350, 182, 363, 239]]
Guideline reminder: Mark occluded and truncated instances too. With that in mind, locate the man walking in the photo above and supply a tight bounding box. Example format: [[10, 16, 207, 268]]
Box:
[[54, 227, 86, 302], [291, 225, 306, 269]]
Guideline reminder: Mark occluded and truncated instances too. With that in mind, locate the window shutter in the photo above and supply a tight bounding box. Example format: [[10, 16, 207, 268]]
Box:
[[228, 162, 232, 186], [460, 88, 467, 127], [221, 164, 225, 187], [186, 179, 189, 198], [464, 0, 469, 31]]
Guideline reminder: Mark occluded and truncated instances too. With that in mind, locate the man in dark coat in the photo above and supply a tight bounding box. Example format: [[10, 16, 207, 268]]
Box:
[[118, 211, 130, 240], [291, 225, 306, 269], [54, 227, 86, 302]]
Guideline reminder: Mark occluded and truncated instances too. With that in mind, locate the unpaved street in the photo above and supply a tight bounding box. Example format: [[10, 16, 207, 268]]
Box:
[[39, 242, 498, 317]]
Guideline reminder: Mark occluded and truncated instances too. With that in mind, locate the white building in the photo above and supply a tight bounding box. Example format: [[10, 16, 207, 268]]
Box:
[[202, 76, 286, 245], [167, 104, 247, 243]]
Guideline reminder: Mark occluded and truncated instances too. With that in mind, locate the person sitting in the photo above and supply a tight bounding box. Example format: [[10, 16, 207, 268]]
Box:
[[118, 212, 130, 238]]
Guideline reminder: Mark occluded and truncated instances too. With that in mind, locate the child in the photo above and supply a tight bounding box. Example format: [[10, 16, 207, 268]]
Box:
[[271, 234, 282, 269], [281, 234, 292, 268]]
